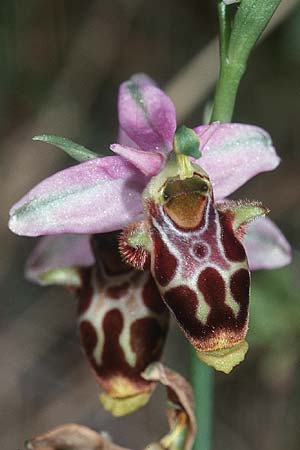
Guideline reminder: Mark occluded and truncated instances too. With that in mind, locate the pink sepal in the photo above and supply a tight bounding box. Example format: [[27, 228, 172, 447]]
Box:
[[244, 216, 292, 270], [25, 234, 94, 285], [9, 156, 146, 236], [118, 75, 176, 152]]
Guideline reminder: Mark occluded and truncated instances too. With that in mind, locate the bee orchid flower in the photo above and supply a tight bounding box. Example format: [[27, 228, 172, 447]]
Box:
[[9, 74, 291, 374], [26, 231, 169, 417]]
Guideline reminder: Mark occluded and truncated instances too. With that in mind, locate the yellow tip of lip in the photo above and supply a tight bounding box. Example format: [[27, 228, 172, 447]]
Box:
[[196, 340, 249, 374], [99, 391, 152, 417]]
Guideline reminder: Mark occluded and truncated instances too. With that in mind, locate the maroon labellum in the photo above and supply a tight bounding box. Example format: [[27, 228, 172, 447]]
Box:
[[120, 157, 268, 373], [76, 233, 169, 416]]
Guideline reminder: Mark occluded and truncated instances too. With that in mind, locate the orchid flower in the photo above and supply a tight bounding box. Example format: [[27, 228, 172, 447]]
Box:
[[9, 74, 291, 375], [27, 231, 169, 417]]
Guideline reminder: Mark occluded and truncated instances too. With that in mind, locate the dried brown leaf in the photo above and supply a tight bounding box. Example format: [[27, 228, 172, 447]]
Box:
[[142, 363, 196, 450], [25, 423, 130, 450]]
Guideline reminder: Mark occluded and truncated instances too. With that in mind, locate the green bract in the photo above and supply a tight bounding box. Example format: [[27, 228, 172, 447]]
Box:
[[33, 134, 99, 162]]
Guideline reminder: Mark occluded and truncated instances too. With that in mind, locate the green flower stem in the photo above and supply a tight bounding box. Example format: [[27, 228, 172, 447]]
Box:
[[211, 0, 281, 123], [217, 0, 231, 67], [210, 58, 245, 123], [190, 347, 214, 450], [191, 2, 281, 449]]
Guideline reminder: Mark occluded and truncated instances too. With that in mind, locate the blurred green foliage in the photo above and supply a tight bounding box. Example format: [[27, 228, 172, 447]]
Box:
[[250, 256, 300, 382]]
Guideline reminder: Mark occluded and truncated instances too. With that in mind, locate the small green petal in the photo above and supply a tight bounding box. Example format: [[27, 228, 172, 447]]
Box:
[[33, 134, 100, 162]]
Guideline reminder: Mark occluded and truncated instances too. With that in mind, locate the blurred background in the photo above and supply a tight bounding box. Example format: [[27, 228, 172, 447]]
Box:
[[1, 1, 300, 449]]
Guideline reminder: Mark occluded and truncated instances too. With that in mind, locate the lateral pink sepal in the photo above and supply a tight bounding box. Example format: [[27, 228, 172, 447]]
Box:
[[9, 156, 146, 236], [194, 123, 280, 199]]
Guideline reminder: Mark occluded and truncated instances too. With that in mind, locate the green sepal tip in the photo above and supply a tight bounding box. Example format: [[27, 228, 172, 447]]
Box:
[[33, 134, 100, 162], [174, 125, 201, 159]]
